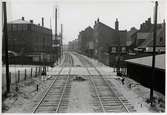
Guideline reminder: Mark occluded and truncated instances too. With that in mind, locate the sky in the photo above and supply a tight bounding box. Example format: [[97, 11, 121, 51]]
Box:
[[5, 0, 167, 44]]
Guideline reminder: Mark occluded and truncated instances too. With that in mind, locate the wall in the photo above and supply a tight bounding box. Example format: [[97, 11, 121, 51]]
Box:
[[127, 62, 165, 94]]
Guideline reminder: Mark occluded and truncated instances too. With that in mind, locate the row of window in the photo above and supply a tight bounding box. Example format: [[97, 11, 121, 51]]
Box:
[[7, 24, 52, 34], [110, 47, 127, 53]]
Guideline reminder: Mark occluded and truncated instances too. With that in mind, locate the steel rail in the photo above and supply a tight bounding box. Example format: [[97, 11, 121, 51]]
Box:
[[32, 67, 64, 113], [55, 67, 71, 112], [86, 68, 105, 112], [94, 67, 130, 112], [75, 52, 130, 112], [32, 53, 72, 113]]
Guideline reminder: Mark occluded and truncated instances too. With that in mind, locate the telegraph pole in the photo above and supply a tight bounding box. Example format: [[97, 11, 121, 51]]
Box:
[[150, 1, 158, 106], [55, 8, 58, 64], [60, 24, 63, 62], [3, 2, 10, 94]]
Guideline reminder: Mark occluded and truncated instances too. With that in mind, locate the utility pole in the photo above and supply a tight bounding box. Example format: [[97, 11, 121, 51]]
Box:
[[3, 2, 10, 94], [60, 24, 63, 62], [42, 17, 45, 73], [55, 8, 58, 64], [150, 1, 158, 106]]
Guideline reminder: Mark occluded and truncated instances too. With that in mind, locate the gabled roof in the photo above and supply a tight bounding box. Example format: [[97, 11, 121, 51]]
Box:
[[8, 19, 30, 24], [94, 21, 115, 31], [125, 54, 165, 70]]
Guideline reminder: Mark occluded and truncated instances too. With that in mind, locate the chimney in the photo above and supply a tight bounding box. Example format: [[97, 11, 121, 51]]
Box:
[[140, 24, 143, 30], [42, 17, 44, 27], [163, 19, 166, 40], [97, 18, 99, 22], [115, 18, 119, 30], [30, 20, 33, 24], [61, 24, 63, 38], [21, 17, 24, 20], [55, 8, 57, 36], [148, 17, 151, 24]]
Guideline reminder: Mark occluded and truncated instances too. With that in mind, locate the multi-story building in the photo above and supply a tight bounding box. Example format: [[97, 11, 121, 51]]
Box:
[[78, 26, 94, 57], [129, 18, 166, 53], [3, 17, 54, 64], [94, 18, 128, 65]]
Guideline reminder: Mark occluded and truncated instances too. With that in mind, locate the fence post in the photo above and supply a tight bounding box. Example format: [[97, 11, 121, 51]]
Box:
[[24, 69, 27, 80], [18, 70, 20, 83], [38, 67, 40, 75], [31, 68, 32, 78], [35, 67, 37, 77]]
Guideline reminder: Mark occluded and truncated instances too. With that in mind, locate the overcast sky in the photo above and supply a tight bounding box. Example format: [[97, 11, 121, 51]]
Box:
[[6, 0, 166, 44]]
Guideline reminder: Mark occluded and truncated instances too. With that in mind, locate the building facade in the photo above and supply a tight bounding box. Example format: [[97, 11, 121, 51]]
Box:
[[3, 17, 53, 64]]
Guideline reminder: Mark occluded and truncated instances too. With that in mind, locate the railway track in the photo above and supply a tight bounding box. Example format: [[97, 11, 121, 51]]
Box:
[[75, 53, 136, 112], [32, 53, 73, 113], [62, 53, 74, 67]]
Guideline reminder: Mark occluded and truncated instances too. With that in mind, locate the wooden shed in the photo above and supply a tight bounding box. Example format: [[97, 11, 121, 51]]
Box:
[[125, 54, 165, 94]]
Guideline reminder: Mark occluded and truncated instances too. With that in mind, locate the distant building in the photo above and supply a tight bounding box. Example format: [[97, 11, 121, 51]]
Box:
[[3, 17, 54, 64], [135, 18, 165, 53], [77, 26, 94, 57], [93, 18, 121, 64], [68, 39, 79, 51]]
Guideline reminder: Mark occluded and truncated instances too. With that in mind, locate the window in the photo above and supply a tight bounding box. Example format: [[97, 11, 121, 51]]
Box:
[[28, 24, 31, 31], [13, 24, 17, 31], [23, 24, 27, 31], [7, 24, 11, 31], [122, 47, 126, 53], [112, 47, 116, 53], [160, 37, 163, 43], [18, 24, 22, 31]]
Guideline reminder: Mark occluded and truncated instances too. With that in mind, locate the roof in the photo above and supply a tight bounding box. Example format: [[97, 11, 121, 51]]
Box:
[[138, 28, 164, 48], [137, 32, 152, 40], [8, 19, 30, 24], [94, 21, 115, 31], [125, 54, 165, 70]]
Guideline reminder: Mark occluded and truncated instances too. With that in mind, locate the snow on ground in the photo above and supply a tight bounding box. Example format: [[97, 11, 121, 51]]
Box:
[[69, 52, 83, 66], [2, 64, 58, 113], [71, 67, 88, 75], [2, 74, 53, 113], [77, 52, 165, 112], [2, 65, 43, 95], [2, 52, 165, 113], [71, 51, 105, 67], [67, 78, 94, 112]]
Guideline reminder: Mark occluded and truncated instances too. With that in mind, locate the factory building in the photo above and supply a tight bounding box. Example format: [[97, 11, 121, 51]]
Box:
[[3, 17, 54, 65]]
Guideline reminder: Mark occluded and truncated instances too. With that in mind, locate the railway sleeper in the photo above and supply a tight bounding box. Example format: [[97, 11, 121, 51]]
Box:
[[103, 104, 124, 106], [94, 108, 104, 111], [105, 110, 126, 112]]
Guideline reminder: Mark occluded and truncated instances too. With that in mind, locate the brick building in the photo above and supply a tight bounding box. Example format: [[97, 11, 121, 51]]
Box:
[[77, 26, 94, 57], [94, 18, 128, 65], [130, 18, 165, 53], [3, 17, 54, 64]]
